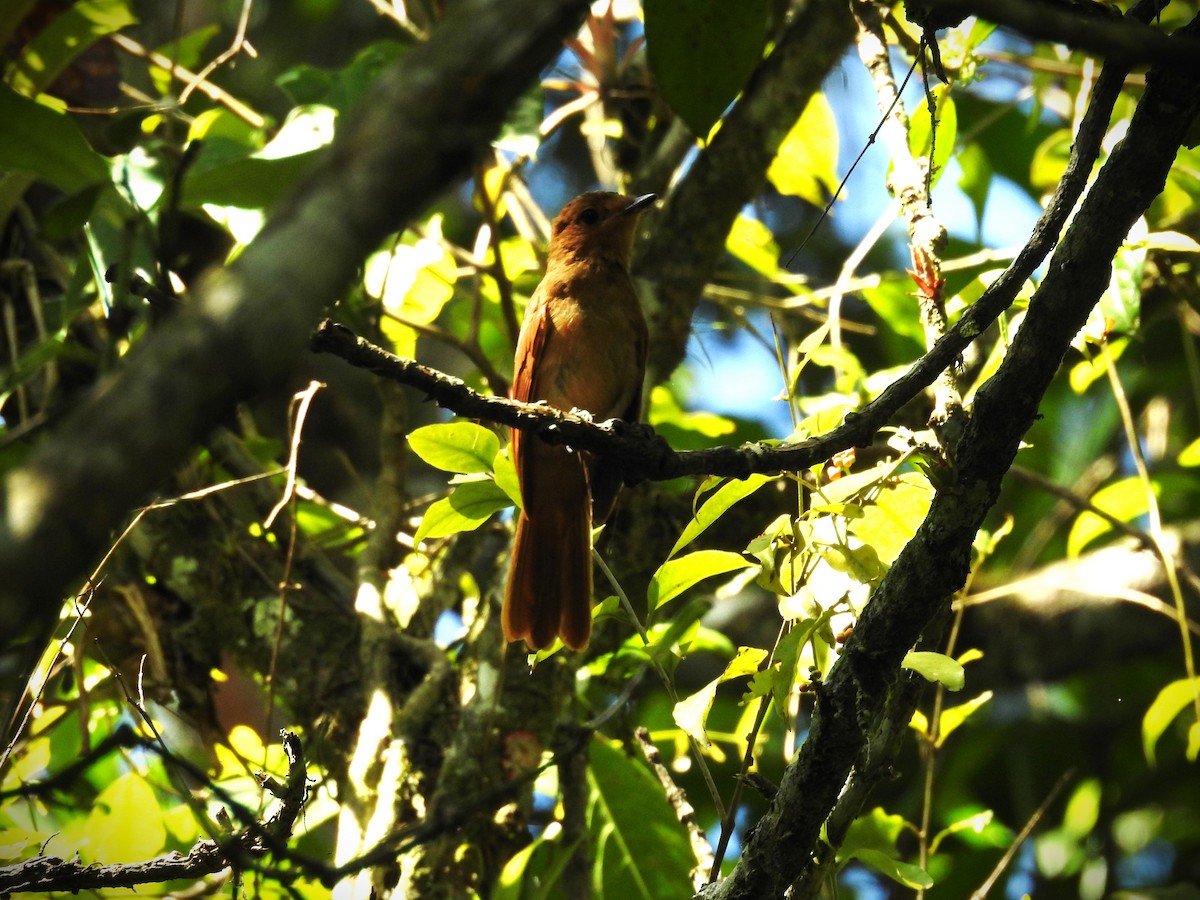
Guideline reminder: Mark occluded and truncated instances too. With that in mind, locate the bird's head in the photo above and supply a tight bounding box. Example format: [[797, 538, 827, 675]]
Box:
[[546, 191, 656, 267]]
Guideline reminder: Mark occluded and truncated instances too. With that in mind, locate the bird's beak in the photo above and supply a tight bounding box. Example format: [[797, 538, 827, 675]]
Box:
[[623, 193, 657, 215]]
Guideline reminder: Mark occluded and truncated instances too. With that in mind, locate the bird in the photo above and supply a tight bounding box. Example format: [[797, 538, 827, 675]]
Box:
[[501, 191, 655, 652]]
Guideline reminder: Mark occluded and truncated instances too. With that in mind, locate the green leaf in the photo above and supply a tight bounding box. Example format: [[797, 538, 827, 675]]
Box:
[[937, 690, 993, 745], [845, 848, 933, 890], [907, 87, 956, 189], [0, 86, 111, 192], [277, 40, 408, 114], [647, 385, 738, 451], [670, 474, 773, 558], [839, 807, 907, 860], [848, 473, 934, 566], [1180, 437, 1200, 467], [1065, 476, 1157, 558], [1143, 677, 1200, 766], [768, 92, 839, 207], [182, 107, 335, 211], [148, 25, 221, 94], [726, 214, 781, 277], [648, 549, 753, 613], [6, 0, 136, 97], [414, 479, 510, 543], [82, 772, 166, 864], [494, 448, 522, 507], [957, 141, 992, 229], [673, 646, 766, 748], [644, 0, 770, 137], [902, 651, 965, 691], [1030, 128, 1072, 193], [588, 740, 695, 900], [929, 810, 994, 856], [409, 421, 500, 474]]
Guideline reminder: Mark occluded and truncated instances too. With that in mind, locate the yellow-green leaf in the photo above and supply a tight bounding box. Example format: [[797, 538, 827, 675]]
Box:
[[1179, 437, 1200, 467], [937, 690, 993, 745], [409, 421, 500, 474], [673, 647, 767, 748], [1143, 677, 1200, 766], [768, 92, 839, 207], [902, 650, 965, 691], [1065, 476, 1157, 558], [648, 549, 753, 613], [414, 479, 511, 543], [84, 772, 166, 864], [670, 474, 773, 558]]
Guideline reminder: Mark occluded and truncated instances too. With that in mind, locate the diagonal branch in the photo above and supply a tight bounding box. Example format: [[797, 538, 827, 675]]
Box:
[[705, 11, 1200, 899]]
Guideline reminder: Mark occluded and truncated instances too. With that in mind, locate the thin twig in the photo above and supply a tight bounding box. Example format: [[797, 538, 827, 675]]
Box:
[[968, 769, 1075, 899]]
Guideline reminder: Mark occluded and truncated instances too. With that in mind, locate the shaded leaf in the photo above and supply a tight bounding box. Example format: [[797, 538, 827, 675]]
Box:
[[644, 0, 769, 137], [0, 86, 111, 192], [588, 740, 695, 899]]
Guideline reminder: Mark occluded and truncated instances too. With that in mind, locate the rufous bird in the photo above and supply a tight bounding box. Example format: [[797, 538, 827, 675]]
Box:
[[502, 191, 655, 651]]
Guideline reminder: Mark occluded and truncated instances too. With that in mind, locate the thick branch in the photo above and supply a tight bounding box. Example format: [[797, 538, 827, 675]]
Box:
[[914, 0, 1195, 70], [706, 13, 1200, 899], [0, 0, 589, 648]]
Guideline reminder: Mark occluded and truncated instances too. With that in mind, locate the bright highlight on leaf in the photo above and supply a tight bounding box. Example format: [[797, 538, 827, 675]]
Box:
[[768, 92, 840, 207], [1143, 677, 1200, 766]]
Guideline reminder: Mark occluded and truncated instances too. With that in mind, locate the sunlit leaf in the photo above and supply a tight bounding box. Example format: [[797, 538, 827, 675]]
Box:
[[7, 0, 136, 97], [675, 647, 767, 735], [148, 25, 220, 94], [849, 473, 934, 566], [902, 651, 965, 691], [937, 691, 993, 745], [768, 92, 840, 207], [409, 421, 500, 474], [648, 549, 754, 613], [907, 87, 956, 190], [84, 772, 166, 864], [1065, 475, 1156, 558], [1143, 677, 1200, 766], [845, 848, 933, 889], [929, 810, 994, 855], [1063, 778, 1101, 839], [1180, 437, 1200, 467], [670, 474, 773, 558], [494, 447, 522, 506], [727, 213, 781, 277]]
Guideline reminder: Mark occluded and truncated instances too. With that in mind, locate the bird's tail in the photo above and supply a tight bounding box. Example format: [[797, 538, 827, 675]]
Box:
[[502, 496, 593, 651]]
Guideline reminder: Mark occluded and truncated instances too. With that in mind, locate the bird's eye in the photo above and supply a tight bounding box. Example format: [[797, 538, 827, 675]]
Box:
[[579, 207, 602, 226]]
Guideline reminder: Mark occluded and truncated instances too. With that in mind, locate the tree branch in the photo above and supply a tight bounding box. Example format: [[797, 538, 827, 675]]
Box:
[[912, 0, 1195, 71], [0, 0, 590, 651], [0, 729, 310, 894], [703, 10, 1200, 897]]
